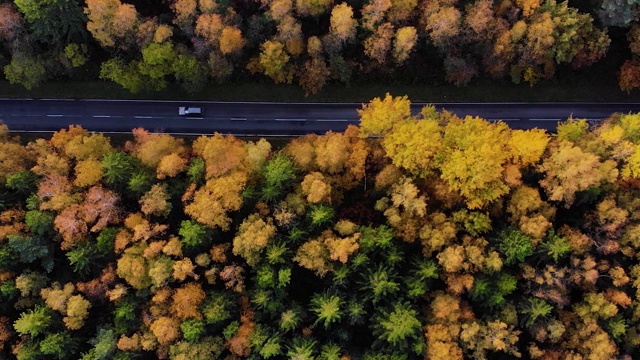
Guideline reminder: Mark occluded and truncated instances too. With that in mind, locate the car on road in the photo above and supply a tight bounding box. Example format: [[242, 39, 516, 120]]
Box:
[[179, 106, 203, 116]]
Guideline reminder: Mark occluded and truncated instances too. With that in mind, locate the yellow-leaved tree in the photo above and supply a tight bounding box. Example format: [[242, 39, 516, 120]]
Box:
[[184, 172, 246, 230], [382, 113, 442, 176], [539, 141, 618, 205], [293, 238, 332, 277], [438, 116, 513, 209], [232, 214, 276, 267], [358, 93, 412, 138]]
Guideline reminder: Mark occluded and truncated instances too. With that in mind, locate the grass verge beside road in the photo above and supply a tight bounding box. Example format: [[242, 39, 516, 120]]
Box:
[[0, 67, 638, 103]]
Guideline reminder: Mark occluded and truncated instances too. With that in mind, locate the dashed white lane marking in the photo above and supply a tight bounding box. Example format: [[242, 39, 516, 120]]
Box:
[[530, 118, 562, 121], [231, 117, 247, 121], [316, 119, 352, 122], [275, 118, 306, 121], [93, 115, 112, 118], [47, 114, 64, 117], [135, 116, 153, 119]]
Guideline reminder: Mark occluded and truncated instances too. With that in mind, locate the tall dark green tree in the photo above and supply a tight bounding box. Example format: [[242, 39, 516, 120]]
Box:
[[14, 0, 86, 44]]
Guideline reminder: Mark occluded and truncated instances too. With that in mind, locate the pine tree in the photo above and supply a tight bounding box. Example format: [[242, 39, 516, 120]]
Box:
[[310, 291, 343, 328]]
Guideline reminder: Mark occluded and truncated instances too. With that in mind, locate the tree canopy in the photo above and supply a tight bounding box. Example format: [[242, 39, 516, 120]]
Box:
[[1, 99, 640, 358]]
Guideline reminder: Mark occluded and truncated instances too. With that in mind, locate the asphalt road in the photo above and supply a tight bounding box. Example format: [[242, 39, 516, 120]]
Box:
[[2, 99, 640, 136]]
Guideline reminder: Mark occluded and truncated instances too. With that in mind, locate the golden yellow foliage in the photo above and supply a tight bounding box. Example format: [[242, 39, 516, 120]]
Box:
[[195, 13, 223, 46], [192, 133, 248, 179], [425, 324, 464, 360], [219, 26, 245, 54], [389, 177, 427, 218], [358, 93, 412, 138], [243, 138, 271, 173], [150, 316, 180, 345], [510, 129, 550, 166], [559, 225, 592, 254], [314, 131, 350, 174], [622, 145, 640, 179], [117, 333, 142, 351], [269, 0, 292, 20], [423, 5, 461, 47], [363, 22, 394, 64], [157, 153, 187, 179], [184, 173, 246, 230], [374, 164, 403, 191], [63, 132, 112, 161], [301, 172, 332, 203], [232, 214, 276, 267], [130, 129, 187, 170], [41, 282, 75, 312], [153, 24, 172, 43], [515, 0, 541, 16], [295, 0, 331, 16], [388, 0, 417, 22], [440, 117, 512, 209], [419, 212, 457, 254], [361, 0, 391, 30], [330, 3, 356, 42], [437, 245, 465, 273], [459, 320, 521, 358], [429, 291, 469, 323], [284, 135, 316, 170], [140, 184, 171, 217], [63, 294, 91, 330], [334, 219, 358, 236], [519, 214, 551, 239], [198, 0, 216, 13], [561, 318, 617, 359], [163, 236, 183, 257], [608, 266, 630, 287], [49, 125, 87, 151], [74, 158, 104, 187], [557, 118, 589, 143], [323, 231, 360, 263], [210, 243, 230, 263], [392, 26, 418, 64], [107, 284, 127, 302], [85, 0, 139, 48], [293, 238, 332, 277], [259, 40, 293, 84], [171, 283, 205, 320], [596, 197, 628, 235], [383, 118, 442, 175], [117, 243, 152, 290], [173, 258, 196, 281], [148, 255, 174, 288], [539, 141, 618, 205]]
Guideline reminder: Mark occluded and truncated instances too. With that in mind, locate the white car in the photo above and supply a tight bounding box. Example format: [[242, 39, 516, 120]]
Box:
[[179, 106, 203, 116]]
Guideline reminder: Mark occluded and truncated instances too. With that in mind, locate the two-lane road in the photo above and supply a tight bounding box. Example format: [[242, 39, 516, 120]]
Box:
[[2, 99, 640, 136]]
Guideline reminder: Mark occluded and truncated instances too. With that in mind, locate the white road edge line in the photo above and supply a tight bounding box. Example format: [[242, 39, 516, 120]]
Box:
[[530, 118, 562, 121], [487, 118, 520, 121]]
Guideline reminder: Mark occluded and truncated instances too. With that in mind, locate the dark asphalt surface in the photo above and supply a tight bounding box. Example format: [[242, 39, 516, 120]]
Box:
[[2, 99, 640, 136]]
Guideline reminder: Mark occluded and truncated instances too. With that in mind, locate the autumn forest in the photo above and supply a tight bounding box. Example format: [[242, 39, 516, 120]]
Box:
[[0, 94, 638, 359], [2, 0, 640, 94]]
